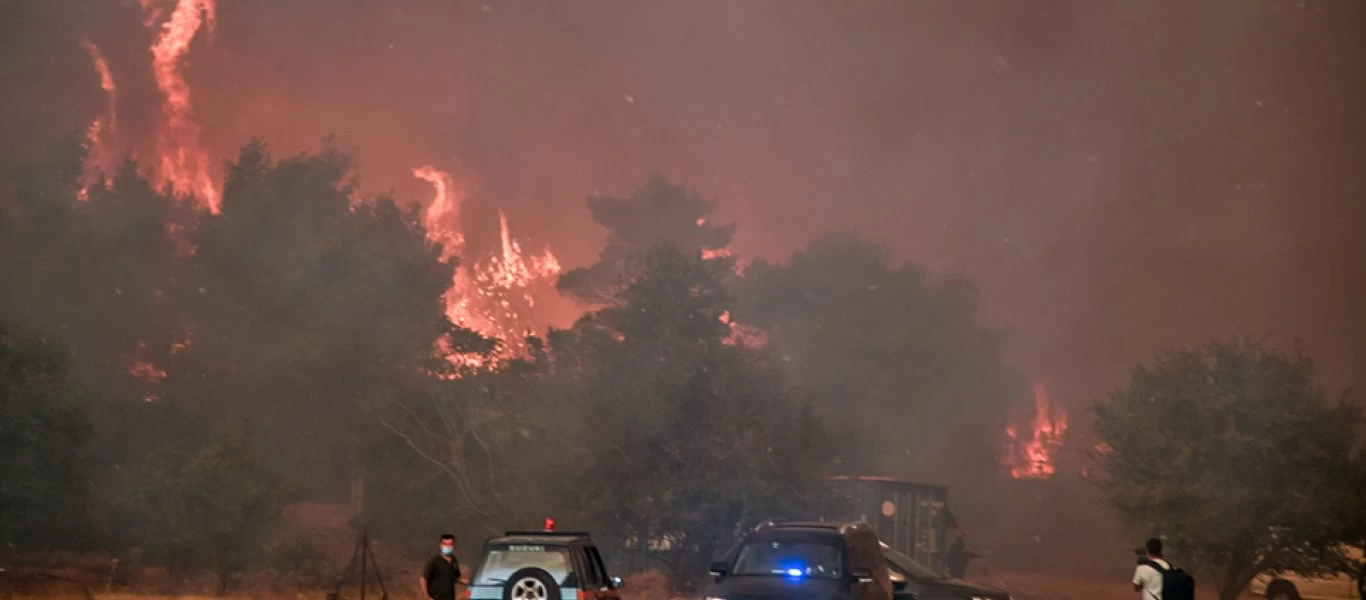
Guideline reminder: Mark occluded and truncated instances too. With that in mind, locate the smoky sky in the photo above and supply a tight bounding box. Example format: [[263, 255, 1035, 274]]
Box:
[[4, 0, 1365, 414]]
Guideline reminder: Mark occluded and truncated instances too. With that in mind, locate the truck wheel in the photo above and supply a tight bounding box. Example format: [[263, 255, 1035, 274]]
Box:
[[502, 568, 561, 600], [1266, 581, 1300, 600]]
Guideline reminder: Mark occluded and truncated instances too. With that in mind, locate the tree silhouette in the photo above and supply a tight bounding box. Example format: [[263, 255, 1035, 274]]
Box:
[[557, 175, 734, 304], [1094, 339, 1365, 600]]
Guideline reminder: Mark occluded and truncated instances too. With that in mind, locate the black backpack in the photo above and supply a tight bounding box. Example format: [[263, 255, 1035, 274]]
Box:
[[1142, 559, 1196, 600]]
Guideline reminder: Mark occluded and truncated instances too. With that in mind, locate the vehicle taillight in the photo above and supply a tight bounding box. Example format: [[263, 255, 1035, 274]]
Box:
[[544, 517, 556, 531]]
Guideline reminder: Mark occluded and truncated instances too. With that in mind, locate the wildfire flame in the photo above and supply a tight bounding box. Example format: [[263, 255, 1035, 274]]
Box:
[[412, 165, 465, 259], [68, 2, 574, 376], [413, 167, 563, 365], [1004, 380, 1068, 479], [79, 39, 118, 201], [144, 0, 220, 213], [80, 39, 118, 132], [128, 360, 169, 383], [719, 310, 767, 348]]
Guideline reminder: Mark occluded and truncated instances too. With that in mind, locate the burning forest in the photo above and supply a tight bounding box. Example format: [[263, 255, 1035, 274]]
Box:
[[3, 2, 1366, 599]]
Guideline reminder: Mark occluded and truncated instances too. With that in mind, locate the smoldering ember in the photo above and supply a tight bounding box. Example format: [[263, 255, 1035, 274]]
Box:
[[2, 3, 1364, 600]]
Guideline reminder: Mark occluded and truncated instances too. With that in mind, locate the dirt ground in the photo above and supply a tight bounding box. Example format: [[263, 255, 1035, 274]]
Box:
[[987, 571, 1250, 600], [1, 570, 1251, 600]]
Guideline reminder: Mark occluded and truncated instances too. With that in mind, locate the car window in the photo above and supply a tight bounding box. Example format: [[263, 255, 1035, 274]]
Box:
[[732, 540, 844, 579], [474, 545, 574, 585], [585, 545, 609, 587]]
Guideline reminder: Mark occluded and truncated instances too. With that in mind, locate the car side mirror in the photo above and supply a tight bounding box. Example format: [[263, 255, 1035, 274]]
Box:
[[709, 561, 729, 577], [609, 576, 624, 590], [851, 568, 874, 584]]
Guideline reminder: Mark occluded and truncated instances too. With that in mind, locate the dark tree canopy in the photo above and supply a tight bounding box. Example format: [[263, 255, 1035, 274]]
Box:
[[0, 142, 190, 458], [168, 140, 459, 496], [557, 175, 735, 304], [0, 322, 92, 549], [0, 138, 468, 500], [549, 244, 830, 588], [131, 422, 292, 595], [734, 233, 1017, 482], [1093, 339, 1365, 600]]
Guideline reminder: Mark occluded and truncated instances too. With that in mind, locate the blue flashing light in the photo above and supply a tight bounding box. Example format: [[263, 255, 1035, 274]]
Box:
[[785, 568, 805, 578]]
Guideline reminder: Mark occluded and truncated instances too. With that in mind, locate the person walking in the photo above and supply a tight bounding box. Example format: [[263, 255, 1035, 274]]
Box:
[[946, 532, 979, 579], [420, 534, 464, 600]]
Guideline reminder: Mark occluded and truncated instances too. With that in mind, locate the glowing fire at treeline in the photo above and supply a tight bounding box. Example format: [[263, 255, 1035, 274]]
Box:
[[92, 1, 1056, 467], [411, 165, 562, 363], [1003, 380, 1069, 479]]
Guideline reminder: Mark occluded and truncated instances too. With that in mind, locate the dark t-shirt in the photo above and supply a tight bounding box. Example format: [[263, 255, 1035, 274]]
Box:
[[422, 554, 462, 600]]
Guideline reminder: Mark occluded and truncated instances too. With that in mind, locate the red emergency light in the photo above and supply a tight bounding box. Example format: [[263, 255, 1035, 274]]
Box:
[[544, 517, 556, 531]]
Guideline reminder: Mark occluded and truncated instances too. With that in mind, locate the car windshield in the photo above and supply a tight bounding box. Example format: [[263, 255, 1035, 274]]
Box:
[[473, 545, 573, 585], [731, 540, 844, 579], [880, 543, 943, 580]]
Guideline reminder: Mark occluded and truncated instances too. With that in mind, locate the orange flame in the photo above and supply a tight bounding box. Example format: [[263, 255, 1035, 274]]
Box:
[[719, 310, 767, 348], [414, 167, 562, 367], [78, 39, 118, 201], [492, 210, 561, 288], [454, 210, 561, 357], [80, 39, 117, 131], [144, 0, 220, 213], [412, 165, 465, 258], [128, 360, 168, 383], [1004, 380, 1068, 479]]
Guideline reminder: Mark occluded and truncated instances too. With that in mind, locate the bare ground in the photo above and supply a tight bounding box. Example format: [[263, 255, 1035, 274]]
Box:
[[2, 571, 1248, 600]]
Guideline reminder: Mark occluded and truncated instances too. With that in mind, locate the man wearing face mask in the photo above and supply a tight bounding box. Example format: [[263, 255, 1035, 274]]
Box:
[[420, 534, 463, 600]]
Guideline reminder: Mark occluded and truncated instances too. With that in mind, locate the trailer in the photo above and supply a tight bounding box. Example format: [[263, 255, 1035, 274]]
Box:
[[818, 476, 950, 573]]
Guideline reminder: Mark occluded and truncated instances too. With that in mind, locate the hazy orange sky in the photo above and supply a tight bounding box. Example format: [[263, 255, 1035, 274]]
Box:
[[4, 0, 1364, 418]]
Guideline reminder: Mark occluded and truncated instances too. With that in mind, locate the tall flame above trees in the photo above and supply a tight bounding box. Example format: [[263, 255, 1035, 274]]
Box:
[[78, 39, 118, 201], [143, 0, 219, 213]]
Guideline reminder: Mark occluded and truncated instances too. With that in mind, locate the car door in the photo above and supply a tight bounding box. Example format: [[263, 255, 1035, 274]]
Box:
[[847, 530, 892, 600], [575, 544, 617, 600]]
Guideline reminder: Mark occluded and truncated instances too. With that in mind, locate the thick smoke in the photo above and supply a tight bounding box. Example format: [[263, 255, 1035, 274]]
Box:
[[3, 0, 1365, 422]]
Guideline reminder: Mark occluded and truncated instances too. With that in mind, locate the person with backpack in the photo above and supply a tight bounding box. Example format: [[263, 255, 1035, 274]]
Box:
[[1133, 538, 1196, 600]]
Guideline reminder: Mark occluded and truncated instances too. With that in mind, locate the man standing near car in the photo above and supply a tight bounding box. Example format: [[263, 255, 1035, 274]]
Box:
[[420, 534, 463, 600], [1132, 538, 1169, 600]]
